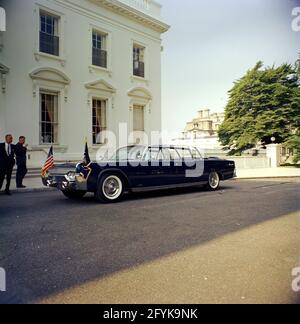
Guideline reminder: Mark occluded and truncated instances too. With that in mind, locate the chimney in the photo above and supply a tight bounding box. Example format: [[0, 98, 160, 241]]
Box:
[[203, 109, 210, 118]]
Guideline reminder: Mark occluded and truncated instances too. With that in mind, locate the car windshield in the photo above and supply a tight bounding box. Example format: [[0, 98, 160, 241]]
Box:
[[111, 146, 146, 161]]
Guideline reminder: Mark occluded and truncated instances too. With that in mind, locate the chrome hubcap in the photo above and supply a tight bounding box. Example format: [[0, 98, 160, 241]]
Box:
[[103, 176, 122, 199], [209, 172, 219, 188]]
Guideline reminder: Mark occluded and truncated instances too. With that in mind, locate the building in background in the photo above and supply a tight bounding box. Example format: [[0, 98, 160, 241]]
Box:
[[0, 0, 169, 166], [172, 109, 225, 150]]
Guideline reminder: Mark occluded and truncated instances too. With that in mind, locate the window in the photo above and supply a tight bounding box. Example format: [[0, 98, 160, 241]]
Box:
[[162, 148, 180, 161], [133, 105, 145, 144], [92, 31, 107, 68], [40, 11, 59, 56], [191, 147, 202, 159], [145, 147, 160, 161], [144, 148, 180, 161], [133, 44, 145, 78], [112, 146, 145, 161], [40, 92, 59, 144], [92, 99, 107, 145], [133, 105, 144, 132], [176, 148, 193, 160]]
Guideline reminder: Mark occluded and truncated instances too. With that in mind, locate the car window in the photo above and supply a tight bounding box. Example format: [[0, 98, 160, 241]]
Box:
[[144, 148, 160, 160], [191, 147, 202, 159], [157, 150, 165, 160], [145, 148, 178, 161], [162, 148, 180, 161], [176, 148, 193, 160], [112, 146, 145, 160]]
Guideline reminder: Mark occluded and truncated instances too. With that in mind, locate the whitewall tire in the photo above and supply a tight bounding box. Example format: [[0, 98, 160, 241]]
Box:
[[96, 174, 124, 203], [206, 171, 220, 191]]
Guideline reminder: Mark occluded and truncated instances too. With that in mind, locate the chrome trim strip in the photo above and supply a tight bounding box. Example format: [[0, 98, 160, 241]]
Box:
[[131, 181, 208, 193]]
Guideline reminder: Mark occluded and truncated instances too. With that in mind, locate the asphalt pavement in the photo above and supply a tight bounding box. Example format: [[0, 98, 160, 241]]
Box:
[[0, 179, 299, 304]]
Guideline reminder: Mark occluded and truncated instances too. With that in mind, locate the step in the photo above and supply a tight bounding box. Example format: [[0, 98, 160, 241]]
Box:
[[12, 168, 41, 175], [11, 168, 41, 179]]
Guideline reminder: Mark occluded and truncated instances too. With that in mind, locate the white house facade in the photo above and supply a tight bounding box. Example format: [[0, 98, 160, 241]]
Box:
[[0, 0, 169, 166]]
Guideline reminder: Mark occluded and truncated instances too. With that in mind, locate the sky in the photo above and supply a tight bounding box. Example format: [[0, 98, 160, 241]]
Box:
[[160, 0, 300, 135]]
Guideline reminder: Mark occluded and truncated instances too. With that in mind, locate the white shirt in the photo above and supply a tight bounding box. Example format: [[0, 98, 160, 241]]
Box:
[[5, 143, 11, 156]]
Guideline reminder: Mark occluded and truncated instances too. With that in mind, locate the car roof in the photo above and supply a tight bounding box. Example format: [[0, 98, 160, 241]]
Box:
[[148, 145, 195, 150], [122, 145, 198, 150]]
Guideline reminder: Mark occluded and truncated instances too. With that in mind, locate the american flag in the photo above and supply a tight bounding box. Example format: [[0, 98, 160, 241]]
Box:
[[41, 146, 54, 177]]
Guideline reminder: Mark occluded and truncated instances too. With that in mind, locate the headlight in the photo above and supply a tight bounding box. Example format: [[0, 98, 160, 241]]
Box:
[[65, 171, 77, 182]]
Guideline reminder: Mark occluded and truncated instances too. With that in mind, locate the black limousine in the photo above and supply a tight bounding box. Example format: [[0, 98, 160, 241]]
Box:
[[43, 145, 236, 203]]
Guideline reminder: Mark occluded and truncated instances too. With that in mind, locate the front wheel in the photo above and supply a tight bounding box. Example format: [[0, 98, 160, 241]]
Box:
[[95, 174, 124, 203], [206, 171, 220, 191], [62, 190, 86, 199]]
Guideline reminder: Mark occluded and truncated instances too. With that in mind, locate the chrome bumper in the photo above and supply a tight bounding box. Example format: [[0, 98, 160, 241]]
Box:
[[42, 175, 88, 191]]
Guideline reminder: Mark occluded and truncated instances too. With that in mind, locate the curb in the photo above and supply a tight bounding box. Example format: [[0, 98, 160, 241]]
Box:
[[9, 187, 57, 194], [3, 176, 300, 195], [236, 176, 300, 180]]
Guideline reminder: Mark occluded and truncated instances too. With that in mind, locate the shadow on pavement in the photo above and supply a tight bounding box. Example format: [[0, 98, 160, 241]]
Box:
[[0, 180, 299, 303]]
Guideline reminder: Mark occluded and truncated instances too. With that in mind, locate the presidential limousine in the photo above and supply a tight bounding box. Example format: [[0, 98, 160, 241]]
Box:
[[42, 145, 236, 203]]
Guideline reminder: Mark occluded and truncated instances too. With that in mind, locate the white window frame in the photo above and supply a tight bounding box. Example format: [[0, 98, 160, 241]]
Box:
[[128, 87, 152, 145], [92, 98, 108, 145], [91, 30, 108, 69], [85, 80, 115, 148], [131, 39, 149, 81], [30, 67, 70, 150], [133, 104, 145, 132], [34, 4, 66, 65], [129, 98, 149, 145], [87, 92, 113, 148], [39, 91, 60, 145], [89, 25, 112, 74]]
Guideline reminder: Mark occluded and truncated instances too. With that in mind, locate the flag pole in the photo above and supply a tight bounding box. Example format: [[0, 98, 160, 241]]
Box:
[[41, 146, 54, 178], [83, 137, 91, 166]]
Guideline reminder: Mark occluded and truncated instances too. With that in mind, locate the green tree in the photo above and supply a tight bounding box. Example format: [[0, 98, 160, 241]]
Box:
[[285, 56, 300, 163], [218, 60, 300, 156], [285, 132, 300, 163], [296, 55, 300, 77]]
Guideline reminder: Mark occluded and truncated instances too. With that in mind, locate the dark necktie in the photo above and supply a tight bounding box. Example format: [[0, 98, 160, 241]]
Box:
[[7, 145, 10, 156]]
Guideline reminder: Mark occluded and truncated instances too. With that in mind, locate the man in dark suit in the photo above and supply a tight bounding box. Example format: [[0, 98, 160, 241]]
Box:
[[15, 136, 28, 189], [0, 134, 16, 195]]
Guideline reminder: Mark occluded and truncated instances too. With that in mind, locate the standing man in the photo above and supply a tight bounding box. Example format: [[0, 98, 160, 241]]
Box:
[[0, 134, 15, 195], [15, 136, 28, 189]]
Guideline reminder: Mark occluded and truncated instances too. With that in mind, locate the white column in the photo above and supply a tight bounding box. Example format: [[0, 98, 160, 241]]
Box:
[[266, 144, 282, 168]]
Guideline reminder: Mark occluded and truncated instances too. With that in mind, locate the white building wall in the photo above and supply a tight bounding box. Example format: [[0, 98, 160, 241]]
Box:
[[0, 0, 168, 165]]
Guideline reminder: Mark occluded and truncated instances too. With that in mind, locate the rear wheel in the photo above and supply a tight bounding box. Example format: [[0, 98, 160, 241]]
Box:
[[206, 171, 220, 191], [95, 174, 124, 203], [62, 190, 86, 199]]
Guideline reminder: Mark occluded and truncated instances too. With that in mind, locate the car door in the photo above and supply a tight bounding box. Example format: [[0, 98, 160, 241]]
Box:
[[160, 147, 182, 185], [175, 147, 206, 184], [128, 147, 166, 188], [147, 147, 172, 187], [135, 147, 179, 187]]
